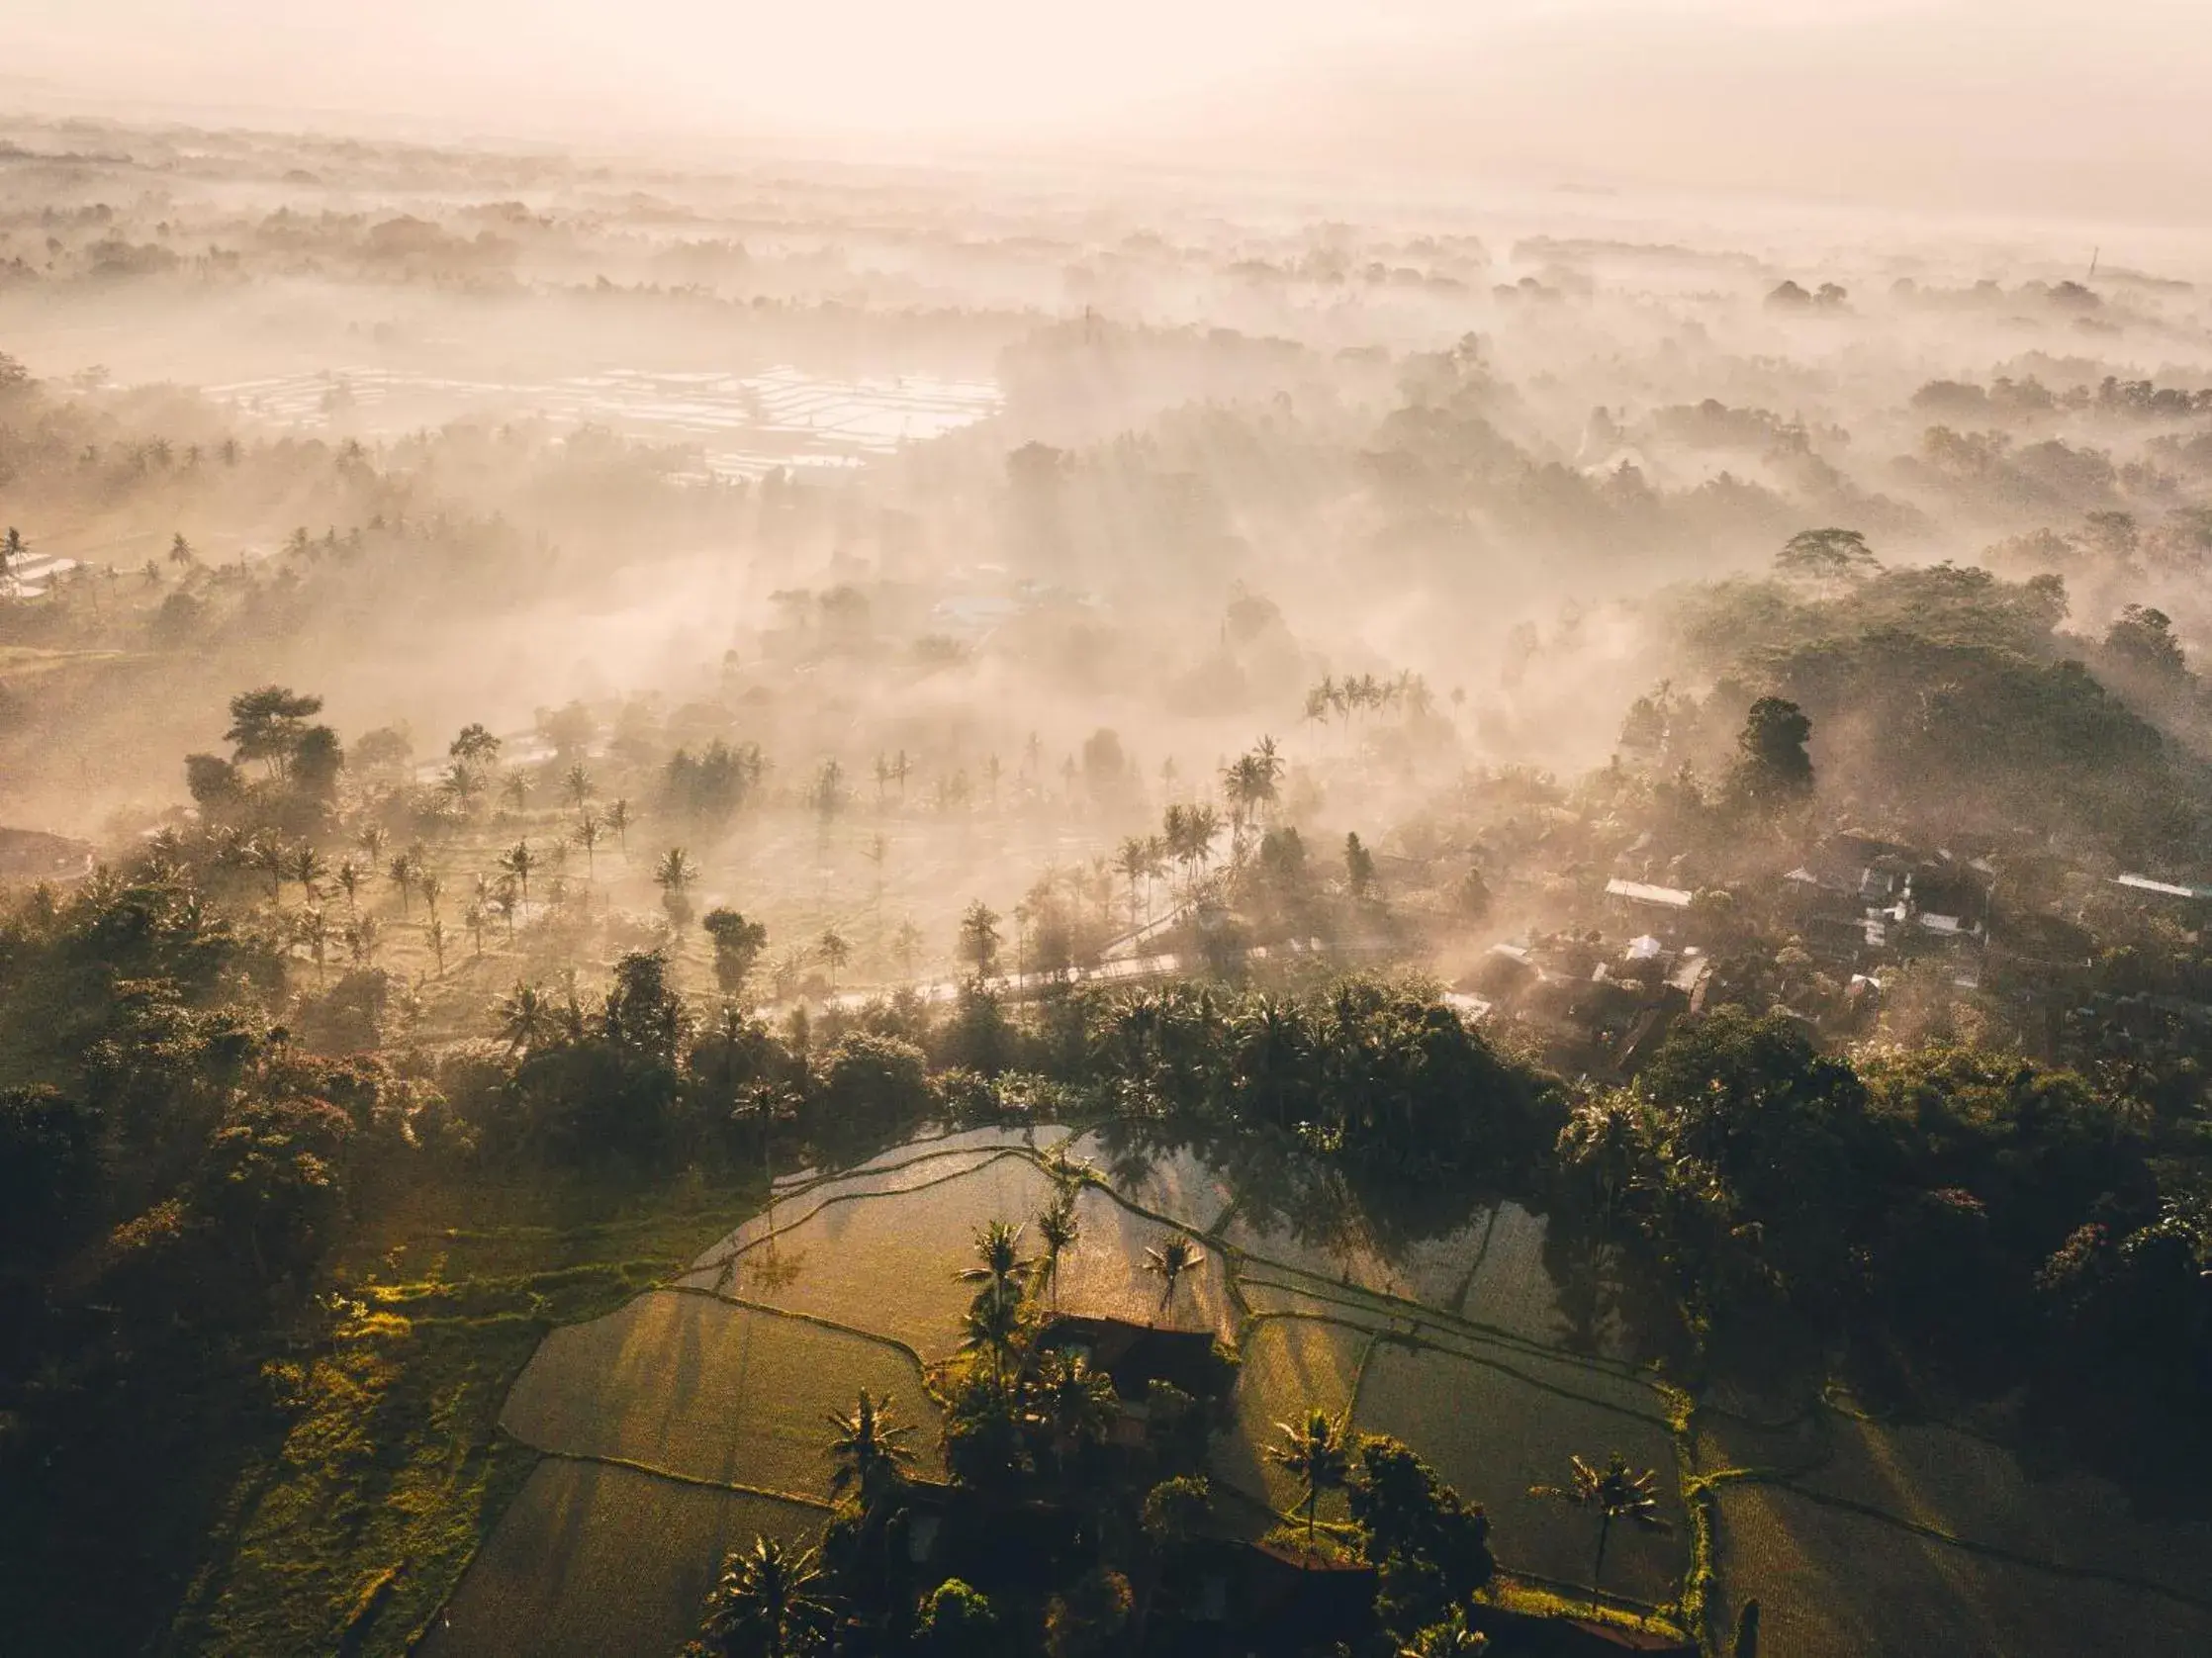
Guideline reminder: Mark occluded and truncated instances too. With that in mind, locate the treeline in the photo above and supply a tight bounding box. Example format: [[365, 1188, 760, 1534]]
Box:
[[1655, 555, 2208, 858], [1560, 1008, 2212, 1414]]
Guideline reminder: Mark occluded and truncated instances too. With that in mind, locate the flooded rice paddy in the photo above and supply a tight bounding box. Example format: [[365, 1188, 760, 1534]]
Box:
[[202, 365, 1003, 477], [435, 1123, 2212, 1656]]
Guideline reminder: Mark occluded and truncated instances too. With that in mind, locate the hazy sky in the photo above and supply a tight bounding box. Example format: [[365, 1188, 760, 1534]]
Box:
[[7, 1, 2210, 220]]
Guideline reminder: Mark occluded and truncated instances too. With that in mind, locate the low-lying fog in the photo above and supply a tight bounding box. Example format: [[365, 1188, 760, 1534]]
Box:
[[3, 68, 2212, 985]]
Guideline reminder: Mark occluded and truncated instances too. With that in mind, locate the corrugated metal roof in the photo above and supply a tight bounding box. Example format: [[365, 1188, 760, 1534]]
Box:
[[1606, 877, 1694, 908], [2114, 874, 2210, 900]]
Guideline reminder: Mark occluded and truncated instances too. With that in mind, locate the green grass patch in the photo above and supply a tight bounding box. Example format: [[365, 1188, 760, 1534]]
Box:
[[1476, 1576, 1690, 1642], [147, 1171, 763, 1658]]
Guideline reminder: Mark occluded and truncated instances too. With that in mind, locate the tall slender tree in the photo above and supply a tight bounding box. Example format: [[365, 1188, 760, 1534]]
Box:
[[959, 900, 1002, 981], [1527, 1453, 1670, 1598], [824, 1389, 918, 1515], [1036, 1186, 1081, 1310], [500, 840, 538, 907], [1268, 1409, 1351, 1561], [387, 850, 419, 915], [1144, 1234, 1204, 1321]]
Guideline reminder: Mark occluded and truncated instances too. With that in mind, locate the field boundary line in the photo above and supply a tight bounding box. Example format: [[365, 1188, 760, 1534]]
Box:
[[1372, 1323, 1677, 1430], [1746, 1477, 2212, 1613], [1241, 1266, 1659, 1398], [1233, 1253, 1653, 1383], [687, 1147, 1028, 1275], [525, 1445, 837, 1513], [654, 1282, 935, 1375], [1048, 1150, 1226, 1244]]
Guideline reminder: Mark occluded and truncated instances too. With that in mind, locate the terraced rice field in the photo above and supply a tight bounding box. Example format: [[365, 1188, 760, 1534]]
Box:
[[448, 1126, 2212, 1657], [1060, 1129, 1237, 1233], [1710, 1480, 2212, 1658], [459, 1130, 1690, 1643], [1696, 1403, 2212, 1658], [687, 1153, 1061, 1358], [1210, 1314, 1374, 1520], [1352, 1339, 1684, 1606], [500, 1290, 941, 1498], [1049, 1183, 1236, 1335], [1222, 1195, 1627, 1355], [417, 1459, 824, 1658], [1790, 1413, 2212, 1599]]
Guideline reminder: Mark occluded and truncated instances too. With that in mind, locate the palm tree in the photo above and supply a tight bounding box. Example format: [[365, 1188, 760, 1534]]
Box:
[[499, 982, 551, 1052], [958, 899, 1002, 981], [1161, 802, 1221, 898], [346, 914, 381, 967], [959, 1220, 1032, 1307], [492, 875, 520, 942], [334, 856, 364, 915], [1221, 741, 1283, 862], [293, 905, 330, 982], [1141, 835, 1170, 919], [1035, 1187, 1081, 1310], [441, 760, 486, 813], [1143, 1234, 1204, 1322], [426, 915, 447, 976], [387, 850, 419, 915], [960, 1278, 1026, 1390], [696, 1535, 830, 1658], [1033, 1348, 1116, 1465], [824, 1389, 918, 1514], [1267, 1409, 1351, 1560], [606, 796, 632, 854], [562, 763, 594, 810], [250, 835, 288, 902], [287, 843, 326, 901], [356, 822, 389, 867], [574, 810, 603, 875], [463, 902, 487, 958], [500, 841, 538, 907], [817, 927, 850, 987], [502, 770, 531, 813], [1528, 1452, 1670, 1598], [655, 845, 697, 901], [1116, 835, 1151, 927], [1183, 803, 1223, 881]]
